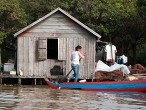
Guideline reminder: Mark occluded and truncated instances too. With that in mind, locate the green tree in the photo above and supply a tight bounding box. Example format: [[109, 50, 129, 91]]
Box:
[[19, 0, 61, 24], [114, 0, 145, 64], [136, 0, 146, 65], [0, 32, 6, 64], [0, 0, 27, 63], [137, 0, 146, 19], [1, 0, 144, 65]]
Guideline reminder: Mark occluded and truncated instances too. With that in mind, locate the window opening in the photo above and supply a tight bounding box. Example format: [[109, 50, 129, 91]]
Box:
[[47, 39, 58, 59]]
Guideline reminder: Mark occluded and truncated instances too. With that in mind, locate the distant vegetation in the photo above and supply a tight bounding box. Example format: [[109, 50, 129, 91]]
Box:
[[0, 0, 145, 66]]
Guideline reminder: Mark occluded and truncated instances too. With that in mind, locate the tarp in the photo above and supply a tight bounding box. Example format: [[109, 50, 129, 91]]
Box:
[[95, 60, 130, 75]]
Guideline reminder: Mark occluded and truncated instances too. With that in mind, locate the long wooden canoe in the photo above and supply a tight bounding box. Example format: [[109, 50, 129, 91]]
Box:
[[44, 78, 146, 92]]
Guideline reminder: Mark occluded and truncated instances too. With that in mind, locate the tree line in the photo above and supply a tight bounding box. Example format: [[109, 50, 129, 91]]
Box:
[[0, 0, 146, 65]]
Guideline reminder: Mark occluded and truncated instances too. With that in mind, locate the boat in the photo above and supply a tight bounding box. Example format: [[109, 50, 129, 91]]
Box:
[[44, 78, 146, 92]]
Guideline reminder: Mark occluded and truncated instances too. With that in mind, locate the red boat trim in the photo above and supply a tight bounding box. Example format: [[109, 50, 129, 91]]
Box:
[[79, 88, 146, 92], [44, 78, 146, 92], [44, 78, 58, 89], [61, 80, 146, 84], [52, 87, 146, 92]]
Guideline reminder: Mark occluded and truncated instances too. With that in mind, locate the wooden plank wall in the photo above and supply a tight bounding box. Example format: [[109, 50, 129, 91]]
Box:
[[17, 11, 96, 79]]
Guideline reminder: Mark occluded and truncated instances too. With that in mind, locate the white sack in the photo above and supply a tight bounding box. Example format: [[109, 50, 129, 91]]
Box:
[[95, 60, 130, 75], [120, 64, 130, 75], [109, 63, 123, 72], [95, 60, 110, 72]]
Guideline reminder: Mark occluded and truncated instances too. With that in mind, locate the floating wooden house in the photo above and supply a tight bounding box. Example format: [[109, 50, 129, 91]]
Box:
[[14, 7, 101, 80]]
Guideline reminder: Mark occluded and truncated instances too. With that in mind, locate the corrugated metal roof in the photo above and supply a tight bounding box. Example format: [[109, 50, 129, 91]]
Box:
[[14, 7, 101, 38]]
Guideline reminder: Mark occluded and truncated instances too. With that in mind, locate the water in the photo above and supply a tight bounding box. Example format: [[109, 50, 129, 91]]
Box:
[[0, 85, 146, 110]]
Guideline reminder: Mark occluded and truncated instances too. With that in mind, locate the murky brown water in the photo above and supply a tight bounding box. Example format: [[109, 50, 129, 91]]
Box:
[[0, 85, 146, 110]]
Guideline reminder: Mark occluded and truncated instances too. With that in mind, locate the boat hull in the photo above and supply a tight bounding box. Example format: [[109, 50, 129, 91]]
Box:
[[44, 78, 146, 92]]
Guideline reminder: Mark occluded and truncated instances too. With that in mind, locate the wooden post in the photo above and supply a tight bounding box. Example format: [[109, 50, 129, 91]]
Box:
[[34, 78, 36, 85], [18, 78, 21, 85], [0, 72, 2, 85]]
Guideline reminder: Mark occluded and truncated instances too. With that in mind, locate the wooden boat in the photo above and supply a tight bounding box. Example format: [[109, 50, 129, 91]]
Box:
[[44, 78, 146, 92]]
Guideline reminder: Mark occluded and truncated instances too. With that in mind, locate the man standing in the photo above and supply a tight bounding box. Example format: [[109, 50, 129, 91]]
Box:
[[70, 45, 85, 82]]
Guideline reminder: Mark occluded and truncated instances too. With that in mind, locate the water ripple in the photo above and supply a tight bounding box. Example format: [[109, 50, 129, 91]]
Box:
[[0, 86, 146, 110]]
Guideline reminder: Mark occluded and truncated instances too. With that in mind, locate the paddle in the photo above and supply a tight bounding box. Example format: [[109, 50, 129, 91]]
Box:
[[59, 68, 73, 83], [59, 58, 82, 83]]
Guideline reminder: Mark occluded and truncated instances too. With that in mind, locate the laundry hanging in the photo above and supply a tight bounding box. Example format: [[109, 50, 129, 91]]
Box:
[[105, 43, 117, 63]]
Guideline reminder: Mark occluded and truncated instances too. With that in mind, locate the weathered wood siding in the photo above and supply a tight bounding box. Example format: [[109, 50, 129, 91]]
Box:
[[17, 12, 96, 78]]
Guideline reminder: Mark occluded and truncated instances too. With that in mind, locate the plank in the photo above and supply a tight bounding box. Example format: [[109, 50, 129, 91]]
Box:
[[33, 37, 39, 76], [27, 28, 86, 34], [132, 74, 146, 76], [23, 36, 29, 76], [28, 37, 34, 76], [17, 36, 24, 75]]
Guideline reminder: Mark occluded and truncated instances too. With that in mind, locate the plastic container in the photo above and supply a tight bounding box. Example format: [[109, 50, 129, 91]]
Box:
[[4, 63, 14, 72]]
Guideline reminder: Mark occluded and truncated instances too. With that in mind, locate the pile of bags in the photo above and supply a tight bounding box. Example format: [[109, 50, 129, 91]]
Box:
[[94, 60, 145, 81], [129, 64, 145, 74], [95, 70, 123, 81], [94, 60, 130, 81]]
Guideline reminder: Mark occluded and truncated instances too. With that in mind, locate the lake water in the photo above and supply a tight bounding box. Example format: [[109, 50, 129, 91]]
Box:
[[0, 85, 146, 110]]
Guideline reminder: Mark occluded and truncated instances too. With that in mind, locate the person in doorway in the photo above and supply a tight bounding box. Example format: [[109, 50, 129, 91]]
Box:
[[70, 45, 85, 82]]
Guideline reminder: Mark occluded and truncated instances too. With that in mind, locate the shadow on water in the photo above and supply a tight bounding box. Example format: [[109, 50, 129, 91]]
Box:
[[0, 85, 146, 110]]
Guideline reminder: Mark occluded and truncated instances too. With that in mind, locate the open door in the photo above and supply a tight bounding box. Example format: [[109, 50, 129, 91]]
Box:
[[37, 38, 47, 60], [58, 38, 66, 60]]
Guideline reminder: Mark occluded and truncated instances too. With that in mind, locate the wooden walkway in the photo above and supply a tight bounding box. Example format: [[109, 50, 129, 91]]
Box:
[[1, 72, 146, 85], [0, 72, 47, 78], [0, 72, 47, 85]]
